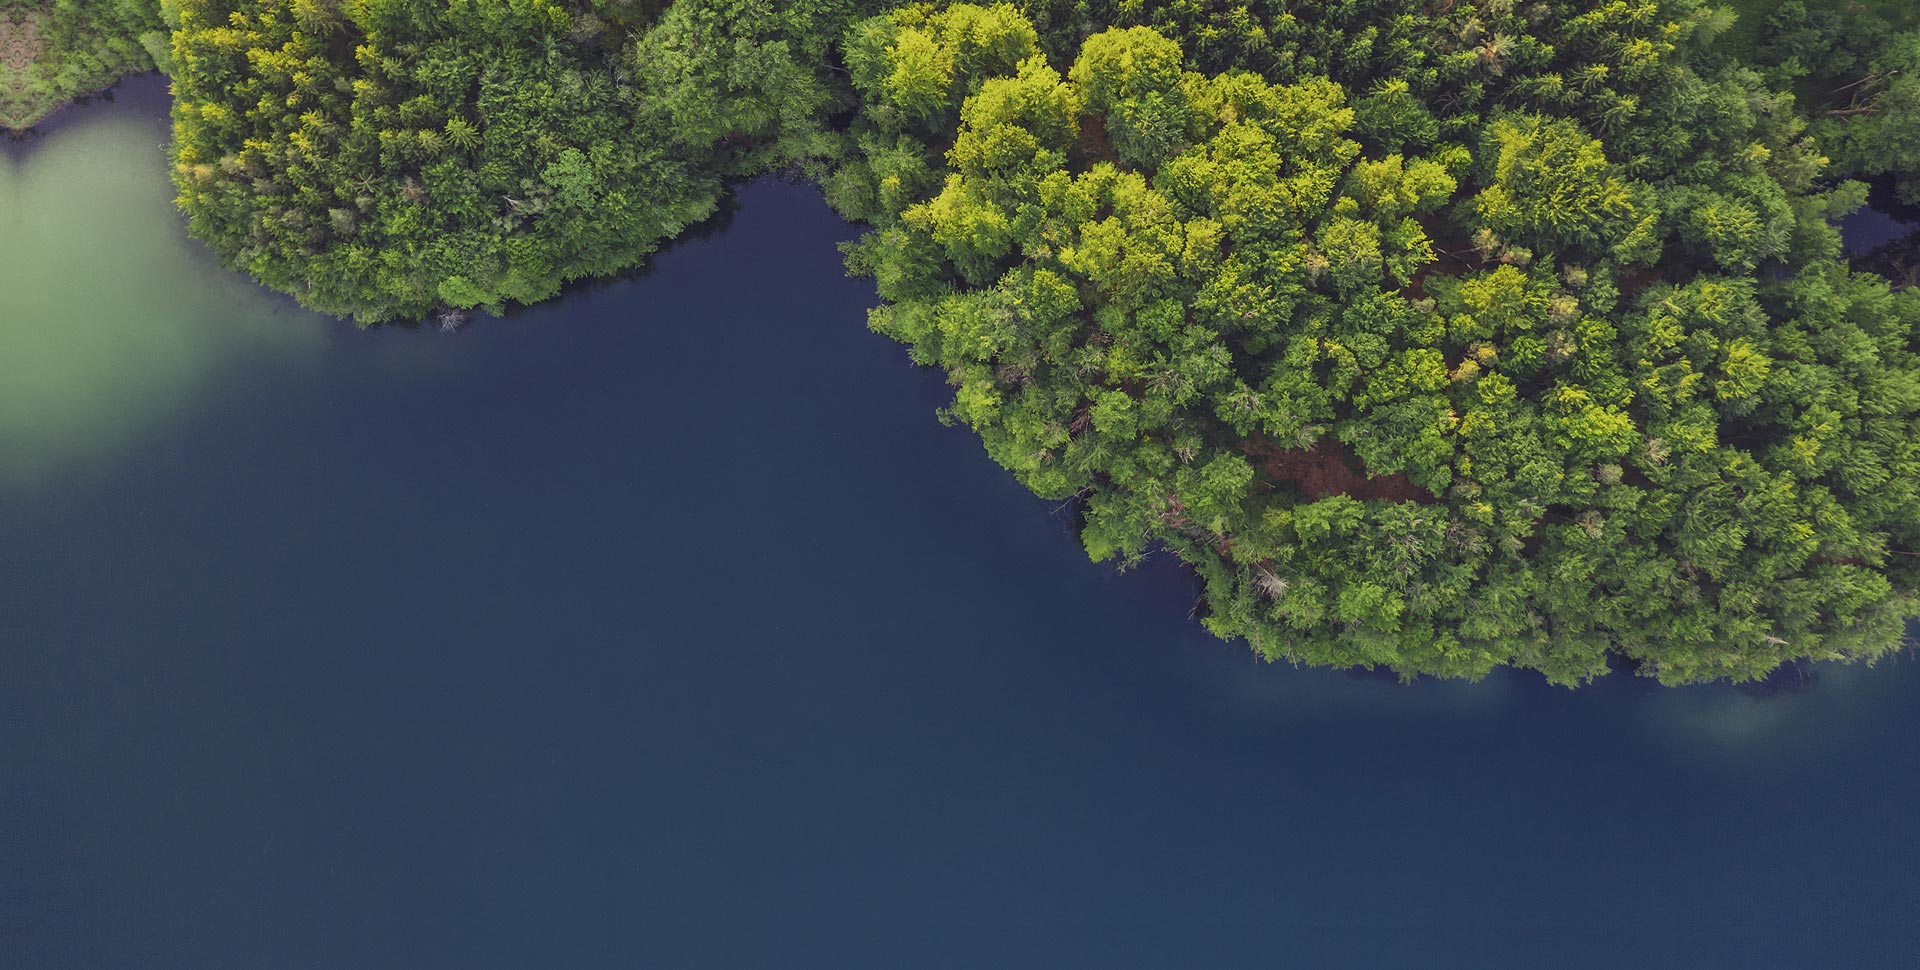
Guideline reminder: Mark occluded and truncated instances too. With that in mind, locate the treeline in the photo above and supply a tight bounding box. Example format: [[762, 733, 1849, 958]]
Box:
[[30, 0, 1920, 684], [0, 1, 165, 130], [165, 0, 883, 321]]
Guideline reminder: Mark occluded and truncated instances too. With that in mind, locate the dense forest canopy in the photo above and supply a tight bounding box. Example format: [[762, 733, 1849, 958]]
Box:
[[831, 2, 1919, 684], [1730, 0, 1920, 202], [0, 0, 164, 129], [163, 0, 879, 321], [19, 0, 1920, 685]]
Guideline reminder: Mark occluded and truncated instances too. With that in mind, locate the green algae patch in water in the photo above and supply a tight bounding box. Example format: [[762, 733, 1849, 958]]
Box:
[[1, 79, 325, 488]]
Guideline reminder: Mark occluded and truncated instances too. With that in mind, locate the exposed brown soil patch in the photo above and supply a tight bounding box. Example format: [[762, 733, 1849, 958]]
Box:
[[1074, 114, 1118, 168], [1, 12, 42, 71], [1, 10, 51, 131], [1244, 435, 1437, 504], [1614, 265, 1661, 301], [1406, 217, 1488, 300]]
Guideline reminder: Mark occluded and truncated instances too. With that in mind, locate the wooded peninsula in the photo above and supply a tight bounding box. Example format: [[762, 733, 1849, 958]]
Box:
[[9, 0, 1919, 685]]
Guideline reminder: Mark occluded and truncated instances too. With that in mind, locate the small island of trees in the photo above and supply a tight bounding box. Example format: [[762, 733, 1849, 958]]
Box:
[[15, 0, 1920, 685]]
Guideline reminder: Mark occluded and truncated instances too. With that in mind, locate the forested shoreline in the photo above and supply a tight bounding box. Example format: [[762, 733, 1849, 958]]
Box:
[[18, 0, 1920, 685], [0, 1, 164, 130]]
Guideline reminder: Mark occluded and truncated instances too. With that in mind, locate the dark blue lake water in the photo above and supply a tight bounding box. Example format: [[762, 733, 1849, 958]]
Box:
[[1842, 179, 1920, 257], [4, 79, 1919, 969]]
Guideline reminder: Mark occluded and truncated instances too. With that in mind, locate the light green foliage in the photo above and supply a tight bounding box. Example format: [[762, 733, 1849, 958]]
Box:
[[843, 1, 1039, 136], [847, 4, 1920, 685], [1346, 154, 1455, 223], [1473, 115, 1638, 255], [1065, 24, 1187, 168], [829, 1, 1041, 222]]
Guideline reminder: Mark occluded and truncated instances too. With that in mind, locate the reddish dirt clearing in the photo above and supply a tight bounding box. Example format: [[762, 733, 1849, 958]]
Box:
[[1244, 435, 1437, 504]]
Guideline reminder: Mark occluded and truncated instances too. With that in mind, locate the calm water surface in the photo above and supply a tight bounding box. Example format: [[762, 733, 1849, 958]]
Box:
[[1842, 178, 1920, 257], [4, 76, 1919, 969]]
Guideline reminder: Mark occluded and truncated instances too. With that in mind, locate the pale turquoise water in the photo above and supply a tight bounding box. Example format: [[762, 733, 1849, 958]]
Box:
[[1, 82, 326, 488]]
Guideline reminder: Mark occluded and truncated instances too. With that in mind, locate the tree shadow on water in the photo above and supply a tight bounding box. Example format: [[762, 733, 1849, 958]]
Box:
[[1732, 660, 1820, 700], [365, 184, 750, 335], [2, 71, 168, 149]]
